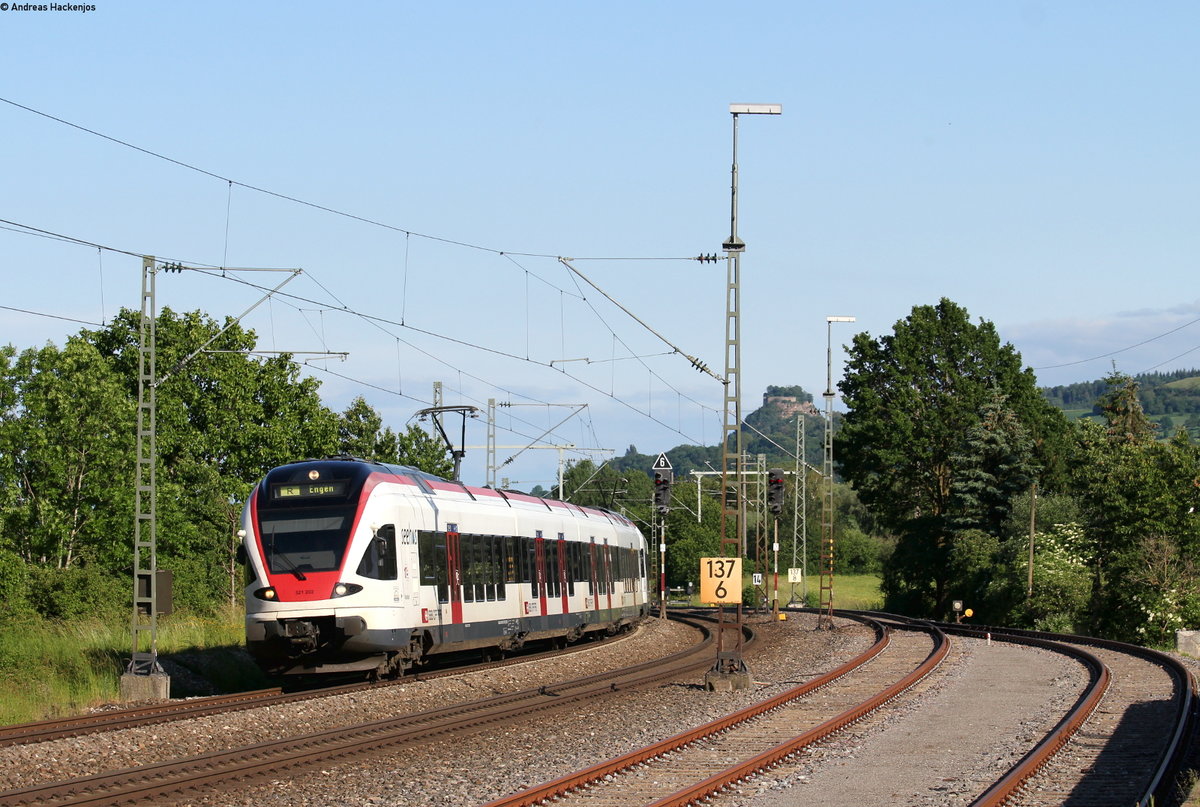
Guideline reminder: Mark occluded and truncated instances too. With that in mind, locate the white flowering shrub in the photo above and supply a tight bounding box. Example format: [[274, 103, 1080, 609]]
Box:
[[1025, 522, 1092, 633]]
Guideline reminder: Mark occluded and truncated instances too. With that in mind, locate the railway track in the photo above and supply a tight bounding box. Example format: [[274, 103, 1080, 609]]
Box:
[[477, 612, 1197, 807], [0, 614, 725, 807], [2, 612, 1191, 806], [949, 621, 1197, 807], [478, 612, 944, 807], [0, 624, 639, 750]]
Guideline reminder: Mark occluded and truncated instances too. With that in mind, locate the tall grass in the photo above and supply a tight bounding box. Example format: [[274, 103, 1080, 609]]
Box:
[[0, 604, 256, 727], [830, 573, 884, 610], [767, 573, 883, 610]]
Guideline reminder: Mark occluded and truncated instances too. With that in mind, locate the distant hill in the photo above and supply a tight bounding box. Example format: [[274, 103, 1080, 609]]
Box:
[[605, 371, 1200, 482], [1040, 368, 1200, 436], [610, 385, 828, 479]]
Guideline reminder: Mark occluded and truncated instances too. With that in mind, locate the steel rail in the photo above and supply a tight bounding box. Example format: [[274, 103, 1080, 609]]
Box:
[[961, 631, 1110, 807], [945, 621, 1196, 807], [647, 618, 947, 807], [0, 688, 282, 747], [0, 615, 727, 807], [479, 614, 949, 807], [845, 611, 1194, 807], [0, 619, 643, 749]]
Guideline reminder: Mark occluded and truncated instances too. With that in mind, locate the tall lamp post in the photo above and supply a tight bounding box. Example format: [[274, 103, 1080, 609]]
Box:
[[817, 315, 855, 630], [708, 102, 781, 692]]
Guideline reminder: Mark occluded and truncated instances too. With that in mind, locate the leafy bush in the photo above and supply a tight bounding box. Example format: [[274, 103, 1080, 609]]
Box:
[[0, 550, 31, 615], [25, 565, 126, 621], [837, 527, 885, 574]]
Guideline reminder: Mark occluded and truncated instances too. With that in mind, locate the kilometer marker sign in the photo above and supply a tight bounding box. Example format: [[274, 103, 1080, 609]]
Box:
[[699, 557, 742, 604]]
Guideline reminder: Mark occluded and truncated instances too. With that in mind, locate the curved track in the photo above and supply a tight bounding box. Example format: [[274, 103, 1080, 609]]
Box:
[[947, 621, 1196, 807], [479, 612, 949, 807], [478, 611, 1197, 807], [0, 615, 726, 807]]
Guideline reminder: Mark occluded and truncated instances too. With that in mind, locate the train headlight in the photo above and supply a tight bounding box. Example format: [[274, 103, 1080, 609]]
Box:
[[330, 582, 363, 599], [253, 586, 278, 601]]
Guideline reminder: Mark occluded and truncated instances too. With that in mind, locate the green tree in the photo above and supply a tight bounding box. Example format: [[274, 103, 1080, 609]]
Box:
[[1127, 533, 1196, 646], [1066, 412, 1200, 640], [339, 396, 385, 459], [556, 460, 623, 508], [949, 390, 1036, 538], [1097, 370, 1157, 444], [0, 339, 133, 571], [837, 299, 1065, 616], [662, 480, 722, 591], [81, 307, 343, 611], [391, 423, 454, 477], [329, 397, 452, 476]]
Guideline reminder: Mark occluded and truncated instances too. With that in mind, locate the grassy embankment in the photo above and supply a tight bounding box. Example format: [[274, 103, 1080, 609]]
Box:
[[0, 605, 268, 726], [823, 573, 884, 609], [775, 573, 883, 610], [667, 573, 883, 609]]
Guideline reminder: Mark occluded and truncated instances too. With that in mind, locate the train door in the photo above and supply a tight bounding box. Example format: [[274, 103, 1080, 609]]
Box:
[[603, 538, 613, 612], [534, 530, 547, 618], [446, 526, 463, 624], [557, 533, 569, 615], [589, 538, 599, 615]]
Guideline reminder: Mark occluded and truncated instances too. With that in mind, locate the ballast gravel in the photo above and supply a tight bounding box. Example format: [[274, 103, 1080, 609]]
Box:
[[0, 615, 1097, 806]]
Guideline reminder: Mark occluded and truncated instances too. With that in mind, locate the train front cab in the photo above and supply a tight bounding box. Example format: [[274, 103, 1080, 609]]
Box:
[[242, 460, 431, 675]]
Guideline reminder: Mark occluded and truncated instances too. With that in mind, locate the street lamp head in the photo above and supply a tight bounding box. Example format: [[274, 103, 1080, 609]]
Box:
[[826, 316, 856, 323], [729, 103, 783, 115]]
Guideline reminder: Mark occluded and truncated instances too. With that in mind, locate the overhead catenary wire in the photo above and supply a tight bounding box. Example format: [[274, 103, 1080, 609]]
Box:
[[14, 235, 718, 471], [0, 99, 725, 415], [187, 259, 722, 439], [559, 257, 723, 384], [8, 94, 1200, 456], [0, 98, 731, 469], [0, 96, 702, 268], [0, 221, 615, 464], [1033, 313, 1200, 371]]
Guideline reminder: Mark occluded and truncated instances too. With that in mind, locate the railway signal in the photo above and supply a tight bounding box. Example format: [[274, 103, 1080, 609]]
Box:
[[767, 468, 785, 515], [654, 470, 673, 514]]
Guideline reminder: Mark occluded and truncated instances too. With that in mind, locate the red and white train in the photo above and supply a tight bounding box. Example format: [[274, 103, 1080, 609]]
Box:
[[239, 457, 650, 677]]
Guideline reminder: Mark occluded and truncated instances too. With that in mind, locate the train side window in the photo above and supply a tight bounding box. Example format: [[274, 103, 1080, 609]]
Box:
[[595, 543, 605, 596], [566, 541, 576, 598], [488, 535, 500, 601], [498, 536, 510, 600], [548, 539, 560, 599], [565, 537, 575, 598], [356, 524, 397, 580], [587, 540, 596, 597], [482, 535, 495, 602], [462, 535, 476, 603], [516, 536, 527, 585], [419, 531, 448, 603]]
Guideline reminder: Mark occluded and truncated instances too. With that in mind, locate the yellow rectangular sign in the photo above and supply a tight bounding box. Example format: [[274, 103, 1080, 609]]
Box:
[[699, 557, 742, 605]]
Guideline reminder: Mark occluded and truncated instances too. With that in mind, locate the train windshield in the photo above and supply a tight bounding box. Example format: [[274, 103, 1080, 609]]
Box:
[[259, 509, 351, 576]]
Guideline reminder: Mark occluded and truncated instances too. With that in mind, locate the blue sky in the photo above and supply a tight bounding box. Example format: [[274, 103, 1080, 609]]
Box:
[[2, 2, 1198, 488]]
